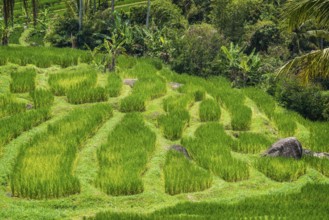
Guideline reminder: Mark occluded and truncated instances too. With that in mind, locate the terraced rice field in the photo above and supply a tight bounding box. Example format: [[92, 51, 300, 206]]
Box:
[[0, 48, 329, 219]]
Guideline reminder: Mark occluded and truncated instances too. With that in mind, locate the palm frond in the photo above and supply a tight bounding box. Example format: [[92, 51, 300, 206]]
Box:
[[284, 0, 329, 29], [278, 48, 329, 83]]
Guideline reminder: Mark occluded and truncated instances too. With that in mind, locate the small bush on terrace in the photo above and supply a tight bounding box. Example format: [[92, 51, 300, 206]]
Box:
[[120, 95, 146, 112], [233, 132, 272, 154]]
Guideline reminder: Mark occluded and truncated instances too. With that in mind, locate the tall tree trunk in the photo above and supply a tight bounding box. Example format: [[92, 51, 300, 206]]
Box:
[[32, 0, 38, 27], [146, 0, 151, 28], [79, 0, 83, 31], [2, 0, 15, 45], [111, 0, 114, 13], [93, 0, 96, 13], [22, 0, 29, 23]]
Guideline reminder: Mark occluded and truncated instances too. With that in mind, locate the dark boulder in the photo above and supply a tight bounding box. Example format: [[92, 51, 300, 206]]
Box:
[[263, 137, 303, 159], [170, 145, 191, 160]]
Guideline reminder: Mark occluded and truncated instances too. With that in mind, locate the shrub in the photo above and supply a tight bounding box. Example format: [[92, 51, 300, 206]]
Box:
[[95, 113, 156, 196], [30, 89, 54, 108], [256, 157, 306, 182], [163, 95, 194, 113], [199, 99, 221, 122], [10, 68, 36, 93], [164, 150, 212, 195]]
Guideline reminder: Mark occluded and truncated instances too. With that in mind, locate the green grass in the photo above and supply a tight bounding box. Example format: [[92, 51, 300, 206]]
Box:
[[0, 109, 50, 156], [30, 89, 54, 108], [199, 99, 221, 122], [107, 73, 122, 97], [158, 110, 190, 141], [164, 150, 212, 195], [0, 95, 26, 118], [10, 68, 36, 93], [183, 123, 249, 182], [95, 113, 156, 196], [234, 132, 272, 154], [256, 157, 307, 182], [67, 87, 108, 104], [48, 67, 97, 96], [309, 122, 329, 152], [91, 183, 329, 219], [10, 104, 112, 199], [0, 46, 91, 67], [120, 94, 146, 112]]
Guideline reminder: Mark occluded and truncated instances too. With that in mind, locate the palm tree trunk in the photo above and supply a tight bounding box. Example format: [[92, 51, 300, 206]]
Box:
[[146, 0, 151, 28], [79, 0, 83, 31], [111, 0, 114, 13], [32, 0, 38, 27], [22, 0, 29, 22]]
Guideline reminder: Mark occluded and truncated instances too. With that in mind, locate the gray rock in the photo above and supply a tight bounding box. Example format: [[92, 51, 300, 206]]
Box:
[[124, 79, 138, 87], [26, 103, 34, 110], [170, 145, 191, 160], [303, 149, 329, 159], [263, 137, 303, 159], [169, 82, 183, 90]]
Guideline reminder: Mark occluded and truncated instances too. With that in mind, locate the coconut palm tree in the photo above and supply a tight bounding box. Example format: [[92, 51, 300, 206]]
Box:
[[278, 0, 329, 83]]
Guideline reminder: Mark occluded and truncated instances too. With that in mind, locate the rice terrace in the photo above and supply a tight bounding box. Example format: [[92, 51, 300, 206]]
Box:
[[1, 0, 329, 219]]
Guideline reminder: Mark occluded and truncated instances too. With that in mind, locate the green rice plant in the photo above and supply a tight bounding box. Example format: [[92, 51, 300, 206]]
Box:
[[0, 47, 91, 68], [305, 156, 329, 177], [182, 123, 249, 182], [133, 76, 167, 100], [216, 89, 252, 131], [30, 89, 54, 108], [48, 68, 97, 96], [152, 183, 329, 219], [107, 73, 122, 97], [158, 110, 190, 140], [179, 83, 206, 101], [95, 113, 156, 196], [164, 150, 212, 195], [67, 87, 108, 104], [243, 87, 276, 119], [163, 95, 194, 113], [256, 157, 306, 182], [125, 59, 157, 78], [10, 104, 112, 199], [273, 112, 297, 137], [120, 94, 146, 112], [0, 109, 50, 154], [309, 122, 329, 152], [199, 99, 221, 122], [233, 132, 272, 154], [0, 95, 26, 118], [10, 68, 36, 93]]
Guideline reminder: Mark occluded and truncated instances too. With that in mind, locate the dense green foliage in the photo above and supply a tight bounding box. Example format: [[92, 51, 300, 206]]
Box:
[[199, 99, 221, 122], [30, 89, 54, 108]]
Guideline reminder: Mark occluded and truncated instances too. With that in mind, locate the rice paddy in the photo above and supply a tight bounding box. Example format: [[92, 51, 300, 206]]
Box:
[[0, 49, 329, 219]]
